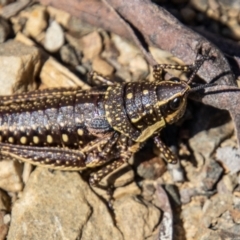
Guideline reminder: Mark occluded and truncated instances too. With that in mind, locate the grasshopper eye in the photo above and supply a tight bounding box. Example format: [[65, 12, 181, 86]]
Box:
[[169, 97, 181, 110], [169, 77, 180, 83]]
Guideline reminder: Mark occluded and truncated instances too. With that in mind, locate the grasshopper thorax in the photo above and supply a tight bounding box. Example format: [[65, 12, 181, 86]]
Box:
[[104, 80, 190, 143]]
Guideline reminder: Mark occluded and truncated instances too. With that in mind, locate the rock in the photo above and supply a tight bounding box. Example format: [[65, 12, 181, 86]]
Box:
[[7, 168, 161, 239], [189, 118, 233, 165], [0, 40, 41, 94], [230, 208, 240, 224], [111, 34, 141, 66], [114, 196, 161, 240], [40, 57, 90, 89], [167, 161, 185, 183], [134, 147, 166, 180], [113, 182, 141, 200], [195, 228, 221, 240], [0, 0, 31, 19], [216, 210, 235, 230], [44, 20, 64, 52], [59, 44, 81, 66], [7, 168, 123, 240], [115, 67, 132, 82], [199, 159, 223, 191], [217, 174, 238, 194], [228, 8, 239, 18], [181, 203, 203, 239], [216, 146, 240, 174], [22, 163, 33, 184], [202, 194, 233, 221], [92, 56, 114, 76], [0, 0, 14, 6], [190, 0, 208, 12], [24, 5, 48, 38], [180, 188, 198, 204], [0, 17, 11, 43], [80, 31, 102, 61], [128, 54, 148, 78], [0, 160, 23, 193], [141, 180, 156, 202], [47, 6, 70, 28], [67, 17, 95, 36]]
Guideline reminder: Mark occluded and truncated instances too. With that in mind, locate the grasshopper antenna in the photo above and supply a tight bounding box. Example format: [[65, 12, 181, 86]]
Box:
[[187, 49, 215, 85]]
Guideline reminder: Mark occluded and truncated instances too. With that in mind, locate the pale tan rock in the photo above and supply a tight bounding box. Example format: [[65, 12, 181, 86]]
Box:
[[0, 160, 23, 192], [47, 6, 70, 28], [15, 32, 36, 46], [80, 31, 102, 61], [40, 57, 90, 89], [92, 164, 135, 200], [114, 196, 161, 239], [182, 203, 203, 239], [113, 182, 141, 199], [0, 40, 41, 94], [7, 168, 123, 240], [92, 56, 114, 76], [129, 54, 149, 81], [24, 5, 48, 38], [44, 20, 64, 52], [111, 34, 140, 65], [22, 163, 33, 184]]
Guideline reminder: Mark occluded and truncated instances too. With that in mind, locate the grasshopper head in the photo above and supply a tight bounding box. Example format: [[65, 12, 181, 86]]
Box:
[[156, 80, 190, 125]]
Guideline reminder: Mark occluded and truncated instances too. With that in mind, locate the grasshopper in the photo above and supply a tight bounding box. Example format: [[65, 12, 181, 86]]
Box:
[[0, 51, 212, 185]]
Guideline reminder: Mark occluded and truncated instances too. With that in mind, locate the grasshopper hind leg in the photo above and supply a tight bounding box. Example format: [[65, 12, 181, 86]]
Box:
[[154, 136, 178, 164]]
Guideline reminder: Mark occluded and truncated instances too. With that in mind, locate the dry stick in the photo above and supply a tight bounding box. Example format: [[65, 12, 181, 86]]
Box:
[[102, 0, 158, 67]]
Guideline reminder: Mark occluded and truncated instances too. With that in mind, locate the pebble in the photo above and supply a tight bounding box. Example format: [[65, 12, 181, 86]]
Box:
[[24, 5, 48, 38], [60, 44, 80, 66], [200, 159, 223, 191], [47, 6, 70, 28], [44, 20, 64, 52], [0, 40, 41, 94], [111, 33, 140, 66], [114, 195, 161, 240], [40, 57, 90, 89], [7, 168, 160, 240], [80, 31, 102, 61], [92, 56, 114, 76], [0, 160, 23, 193]]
